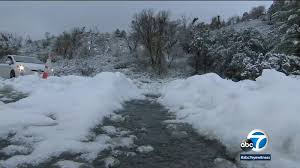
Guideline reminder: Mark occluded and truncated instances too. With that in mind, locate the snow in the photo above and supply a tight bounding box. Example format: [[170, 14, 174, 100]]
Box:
[[110, 136, 136, 148], [102, 126, 118, 135], [54, 160, 83, 168], [0, 145, 32, 156], [136, 145, 154, 153], [0, 72, 143, 168], [109, 114, 125, 122], [288, 14, 298, 21], [227, 20, 274, 37], [159, 69, 300, 168], [104, 156, 120, 168]]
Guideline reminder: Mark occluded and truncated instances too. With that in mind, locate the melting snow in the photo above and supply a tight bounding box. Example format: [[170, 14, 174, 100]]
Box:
[[159, 69, 300, 168], [136, 145, 154, 153], [0, 72, 143, 167]]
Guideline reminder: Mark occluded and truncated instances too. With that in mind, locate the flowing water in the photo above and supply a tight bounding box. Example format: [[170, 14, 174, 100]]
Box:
[[0, 86, 28, 104], [93, 96, 236, 168], [0, 93, 236, 168]]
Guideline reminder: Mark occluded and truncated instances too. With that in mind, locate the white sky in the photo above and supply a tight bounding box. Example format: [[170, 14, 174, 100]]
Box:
[[0, 1, 272, 40]]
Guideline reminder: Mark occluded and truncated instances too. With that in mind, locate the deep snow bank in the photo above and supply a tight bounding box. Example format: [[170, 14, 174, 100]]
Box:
[[0, 72, 142, 167], [159, 69, 300, 168]]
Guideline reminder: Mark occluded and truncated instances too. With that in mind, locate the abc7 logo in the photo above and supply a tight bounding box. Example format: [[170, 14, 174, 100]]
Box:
[[241, 129, 269, 152]]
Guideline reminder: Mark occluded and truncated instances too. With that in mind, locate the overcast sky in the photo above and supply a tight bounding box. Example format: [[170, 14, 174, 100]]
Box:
[[0, 1, 272, 40]]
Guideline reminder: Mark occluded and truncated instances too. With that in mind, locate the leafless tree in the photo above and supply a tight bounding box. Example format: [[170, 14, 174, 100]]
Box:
[[131, 9, 178, 74], [131, 9, 156, 65], [249, 6, 266, 19], [86, 26, 99, 56], [125, 32, 139, 55], [0, 32, 22, 57], [54, 27, 85, 59]]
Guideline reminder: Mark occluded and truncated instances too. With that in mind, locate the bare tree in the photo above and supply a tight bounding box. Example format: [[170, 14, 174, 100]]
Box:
[[227, 16, 241, 25], [0, 32, 22, 57], [54, 27, 85, 59], [131, 9, 156, 65], [24, 35, 33, 45], [86, 26, 99, 56], [153, 10, 170, 73], [125, 32, 139, 55], [131, 9, 177, 74], [249, 6, 266, 19], [165, 20, 179, 67]]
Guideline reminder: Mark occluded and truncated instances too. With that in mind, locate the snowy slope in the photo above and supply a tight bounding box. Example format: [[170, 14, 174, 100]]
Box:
[[159, 69, 300, 168], [0, 72, 143, 168], [229, 20, 275, 37]]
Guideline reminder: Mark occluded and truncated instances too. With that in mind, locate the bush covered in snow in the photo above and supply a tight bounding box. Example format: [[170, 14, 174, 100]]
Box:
[[0, 33, 23, 57], [182, 1, 299, 80], [185, 3, 299, 80], [269, 1, 300, 56], [187, 24, 299, 80], [207, 27, 268, 80]]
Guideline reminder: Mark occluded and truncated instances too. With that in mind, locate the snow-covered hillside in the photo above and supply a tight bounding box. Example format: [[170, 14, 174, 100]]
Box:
[[52, 39, 140, 76]]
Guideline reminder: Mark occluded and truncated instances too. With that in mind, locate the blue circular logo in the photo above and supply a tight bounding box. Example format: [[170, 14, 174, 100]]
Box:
[[247, 129, 269, 152]]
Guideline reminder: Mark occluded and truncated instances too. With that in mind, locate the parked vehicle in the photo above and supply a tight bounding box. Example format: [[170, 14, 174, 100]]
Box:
[[0, 55, 45, 78]]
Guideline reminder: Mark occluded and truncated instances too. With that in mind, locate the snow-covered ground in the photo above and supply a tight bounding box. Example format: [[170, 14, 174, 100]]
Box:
[[0, 72, 143, 168], [159, 69, 300, 168], [0, 69, 298, 168]]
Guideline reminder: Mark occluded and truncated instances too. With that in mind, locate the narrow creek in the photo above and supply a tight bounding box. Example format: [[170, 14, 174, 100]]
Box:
[[0, 93, 236, 168], [95, 95, 236, 168], [0, 86, 28, 104]]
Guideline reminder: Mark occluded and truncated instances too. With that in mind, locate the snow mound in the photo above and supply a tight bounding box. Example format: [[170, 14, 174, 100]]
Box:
[[159, 69, 300, 168], [0, 72, 143, 168]]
